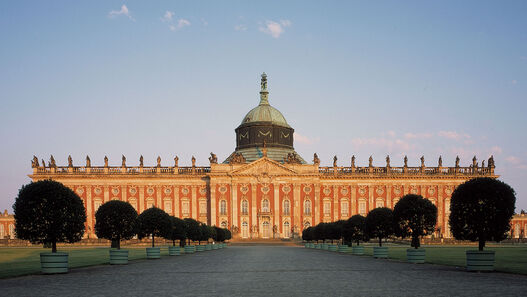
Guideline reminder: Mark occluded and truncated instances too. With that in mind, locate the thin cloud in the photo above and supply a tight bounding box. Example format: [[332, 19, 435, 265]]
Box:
[[259, 19, 292, 38], [404, 132, 432, 139], [201, 18, 208, 26], [108, 5, 134, 21], [161, 11, 191, 31], [235, 24, 248, 31], [505, 156, 527, 169], [294, 132, 319, 145], [438, 131, 471, 140]]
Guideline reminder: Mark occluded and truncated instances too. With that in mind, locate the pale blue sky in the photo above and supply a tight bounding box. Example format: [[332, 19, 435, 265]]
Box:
[[1, 1, 526, 211]]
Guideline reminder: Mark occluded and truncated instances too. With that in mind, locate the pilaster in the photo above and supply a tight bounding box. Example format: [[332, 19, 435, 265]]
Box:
[[293, 184, 301, 231], [273, 183, 280, 230], [103, 186, 109, 203], [174, 186, 180, 217], [314, 184, 320, 225], [333, 185, 339, 220], [251, 183, 257, 237], [351, 185, 356, 215], [139, 186, 145, 213], [210, 184, 216, 226], [121, 185, 127, 202], [86, 185, 93, 237], [386, 185, 392, 208], [191, 186, 197, 220], [231, 182, 238, 228], [368, 184, 374, 211], [156, 186, 162, 210]]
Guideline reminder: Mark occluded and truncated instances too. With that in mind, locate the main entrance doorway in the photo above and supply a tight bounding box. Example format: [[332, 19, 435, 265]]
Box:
[[262, 221, 270, 238]]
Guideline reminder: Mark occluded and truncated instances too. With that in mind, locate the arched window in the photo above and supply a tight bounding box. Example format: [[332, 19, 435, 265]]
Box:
[[220, 200, 227, 215], [304, 200, 311, 215], [359, 199, 366, 215], [375, 199, 384, 208], [514, 224, 520, 238], [0, 224, 4, 239], [283, 200, 290, 215], [221, 221, 227, 228], [182, 200, 190, 215], [128, 198, 138, 211], [341, 200, 349, 217], [199, 200, 207, 215], [8, 224, 15, 239], [323, 201, 331, 215], [241, 200, 249, 215], [241, 221, 249, 238], [262, 199, 269, 212], [283, 221, 290, 238], [164, 198, 173, 214], [146, 198, 155, 209], [304, 221, 311, 229]]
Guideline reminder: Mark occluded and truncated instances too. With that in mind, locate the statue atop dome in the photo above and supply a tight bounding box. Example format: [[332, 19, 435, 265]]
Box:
[[261, 72, 267, 91]]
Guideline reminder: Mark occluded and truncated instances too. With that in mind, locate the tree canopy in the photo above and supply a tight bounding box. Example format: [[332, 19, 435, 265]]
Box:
[[449, 177, 516, 251], [137, 207, 172, 247], [343, 215, 367, 245], [184, 218, 201, 244], [167, 216, 187, 246], [94, 200, 138, 249], [365, 207, 394, 247], [302, 227, 314, 242], [14, 180, 86, 253], [393, 194, 437, 249]]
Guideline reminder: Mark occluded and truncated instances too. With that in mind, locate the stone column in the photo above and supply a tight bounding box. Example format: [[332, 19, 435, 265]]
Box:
[[251, 183, 257, 237], [386, 185, 392, 208], [273, 183, 280, 233], [403, 184, 409, 195], [333, 185, 339, 220], [293, 184, 301, 231], [438, 185, 444, 235], [174, 186, 180, 217], [191, 186, 197, 220], [351, 185, 356, 215], [314, 184, 320, 225], [210, 183, 216, 226], [156, 186, 162, 210], [86, 185, 93, 237], [139, 186, 145, 213], [231, 183, 238, 228], [121, 185, 127, 202], [368, 184, 374, 211], [103, 186, 109, 203]]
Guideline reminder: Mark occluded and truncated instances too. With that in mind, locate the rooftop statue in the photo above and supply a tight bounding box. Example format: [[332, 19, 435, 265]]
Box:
[[230, 153, 246, 164], [438, 155, 442, 167], [386, 155, 390, 167], [174, 156, 179, 167], [351, 155, 355, 168], [191, 156, 196, 167], [31, 156, 39, 168], [333, 155, 337, 167], [285, 152, 302, 164], [41, 159, 46, 168], [104, 156, 108, 167], [404, 155, 408, 167], [139, 155, 144, 167], [209, 152, 218, 164], [482, 160, 485, 168], [488, 155, 495, 167], [420, 156, 425, 167], [157, 156, 161, 167], [50, 155, 56, 168], [313, 153, 320, 166], [455, 156, 460, 167], [369, 156, 373, 167], [68, 155, 73, 167], [472, 156, 477, 167], [261, 72, 267, 90], [86, 155, 91, 167], [122, 155, 126, 167]]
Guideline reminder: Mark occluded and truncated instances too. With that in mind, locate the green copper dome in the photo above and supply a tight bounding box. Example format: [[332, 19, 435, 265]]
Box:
[[240, 72, 291, 128]]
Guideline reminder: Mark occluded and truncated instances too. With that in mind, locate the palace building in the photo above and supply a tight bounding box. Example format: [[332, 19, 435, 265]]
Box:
[[21, 73, 522, 240]]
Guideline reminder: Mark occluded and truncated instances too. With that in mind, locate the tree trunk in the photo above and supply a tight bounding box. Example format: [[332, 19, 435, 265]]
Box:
[[151, 234, 155, 247], [412, 235, 420, 249], [479, 238, 485, 251], [117, 236, 121, 250], [356, 240, 360, 246], [173, 240, 176, 247], [52, 241, 57, 253], [378, 237, 382, 247]]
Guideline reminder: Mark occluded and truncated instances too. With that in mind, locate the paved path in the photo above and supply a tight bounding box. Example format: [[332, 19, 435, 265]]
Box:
[[1, 246, 526, 297]]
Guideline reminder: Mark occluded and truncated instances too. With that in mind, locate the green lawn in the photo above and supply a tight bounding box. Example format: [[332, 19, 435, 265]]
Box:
[[358, 244, 527, 275], [0, 246, 176, 279]]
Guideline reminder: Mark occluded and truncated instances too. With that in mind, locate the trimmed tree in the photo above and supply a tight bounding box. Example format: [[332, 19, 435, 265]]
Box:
[[314, 223, 328, 243], [224, 228, 232, 241], [345, 215, 367, 246], [184, 218, 201, 245], [449, 177, 516, 251], [213, 226, 225, 242], [393, 194, 437, 249], [168, 216, 187, 247], [94, 200, 138, 249], [365, 207, 394, 247], [302, 227, 314, 242], [137, 207, 172, 247], [198, 223, 211, 244], [14, 180, 86, 253]]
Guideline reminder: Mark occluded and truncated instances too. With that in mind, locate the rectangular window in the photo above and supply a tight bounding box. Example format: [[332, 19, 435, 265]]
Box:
[[341, 202, 349, 217], [182, 201, 189, 215], [164, 200, 172, 214], [323, 202, 331, 215], [359, 201, 366, 215], [199, 202, 207, 214]]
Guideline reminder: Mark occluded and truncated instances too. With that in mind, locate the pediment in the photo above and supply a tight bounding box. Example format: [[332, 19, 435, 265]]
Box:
[[231, 157, 297, 176]]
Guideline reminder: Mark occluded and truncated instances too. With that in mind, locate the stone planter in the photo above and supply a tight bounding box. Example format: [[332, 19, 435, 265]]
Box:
[[407, 248, 425, 264], [206, 244, 212, 251], [196, 245, 206, 252], [184, 245, 196, 254], [315, 244, 321, 249], [109, 249, 129, 264], [168, 246, 180, 256], [373, 246, 388, 258], [352, 245, 364, 255], [212, 244, 219, 250], [322, 243, 329, 250], [328, 244, 338, 252], [305, 243, 309, 248], [466, 250, 495, 271], [146, 247, 161, 259], [338, 245, 350, 253], [40, 252, 68, 274]]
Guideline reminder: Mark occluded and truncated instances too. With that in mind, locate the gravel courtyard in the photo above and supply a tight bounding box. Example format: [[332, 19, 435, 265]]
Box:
[[1, 246, 526, 297]]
